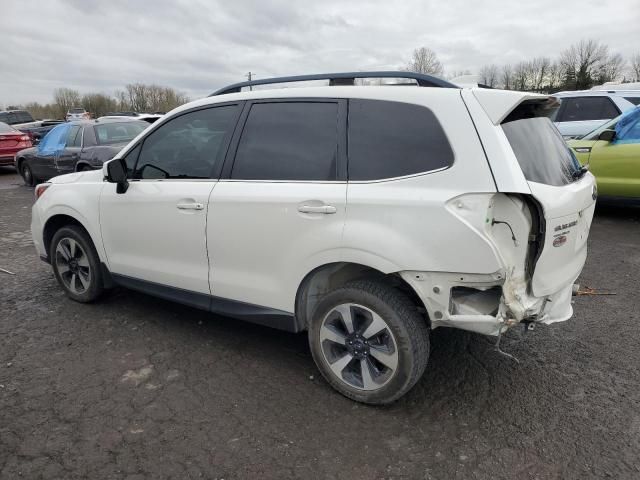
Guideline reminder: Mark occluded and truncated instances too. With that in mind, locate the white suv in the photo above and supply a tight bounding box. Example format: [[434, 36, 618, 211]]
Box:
[[31, 72, 596, 404]]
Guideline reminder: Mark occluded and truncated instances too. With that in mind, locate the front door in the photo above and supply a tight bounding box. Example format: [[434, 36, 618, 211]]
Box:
[[31, 123, 69, 180], [208, 100, 348, 314], [99, 103, 243, 297]]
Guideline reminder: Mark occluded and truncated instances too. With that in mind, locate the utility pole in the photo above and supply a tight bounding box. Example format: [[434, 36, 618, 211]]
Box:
[[247, 72, 254, 90]]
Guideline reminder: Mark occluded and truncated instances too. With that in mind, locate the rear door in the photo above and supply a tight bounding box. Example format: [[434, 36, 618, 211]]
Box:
[[55, 125, 83, 174], [207, 99, 347, 314], [30, 123, 69, 179]]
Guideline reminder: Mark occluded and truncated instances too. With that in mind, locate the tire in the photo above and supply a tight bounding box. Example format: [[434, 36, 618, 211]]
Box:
[[49, 225, 104, 303], [21, 162, 36, 186], [308, 280, 430, 405]]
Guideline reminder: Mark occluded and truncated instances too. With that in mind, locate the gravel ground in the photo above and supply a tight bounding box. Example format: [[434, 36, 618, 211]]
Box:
[[1, 166, 639, 479]]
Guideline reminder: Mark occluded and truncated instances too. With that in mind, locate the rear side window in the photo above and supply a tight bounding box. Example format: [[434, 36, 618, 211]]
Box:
[[624, 97, 640, 106], [348, 99, 453, 181], [558, 97, 619, 122], [134, 105, 238, 179], [502, 116, 580, 186], [231, 102, 339, 181], [66, 125, 81, 147]]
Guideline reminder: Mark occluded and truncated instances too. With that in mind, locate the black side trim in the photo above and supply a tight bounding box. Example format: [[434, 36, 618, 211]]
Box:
[[110, 273, 299, 332], [40, 254, 50, 264]]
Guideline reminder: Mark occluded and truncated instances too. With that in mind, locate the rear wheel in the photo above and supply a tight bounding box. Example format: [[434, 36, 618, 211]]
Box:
[[21, 162, 35, 186], [308, 280, 430, 405], [50, 226, 104, 303]]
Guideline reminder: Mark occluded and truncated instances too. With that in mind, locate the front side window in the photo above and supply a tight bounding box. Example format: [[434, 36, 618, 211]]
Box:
[[348, 99, 454, 181], [231, 102, 339, 181], [134, 105, 238, 179], [502, 116, 580, 186], [559, 97, 619, 122]]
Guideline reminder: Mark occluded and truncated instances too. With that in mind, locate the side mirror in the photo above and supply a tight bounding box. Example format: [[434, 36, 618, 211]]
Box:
[[598, 129, 616, 142], [105, 158, 129, 194]]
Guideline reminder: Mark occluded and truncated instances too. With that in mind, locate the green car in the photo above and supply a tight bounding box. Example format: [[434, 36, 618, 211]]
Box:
[[568, 106, 640, 203]]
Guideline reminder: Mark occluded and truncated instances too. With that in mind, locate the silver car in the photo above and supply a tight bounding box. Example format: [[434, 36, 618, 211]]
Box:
[[552, 90, 640, 139]]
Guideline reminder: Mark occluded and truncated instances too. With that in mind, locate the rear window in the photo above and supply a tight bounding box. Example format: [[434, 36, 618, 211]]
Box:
[[502, 116, 580, 186], [348, 99, 453, 181], [94, 121, 147, 145], [69, 108, 85, 114]]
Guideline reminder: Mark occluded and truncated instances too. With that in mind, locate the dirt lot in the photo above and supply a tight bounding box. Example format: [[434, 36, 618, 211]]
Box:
[[1, 166, 639, 480]]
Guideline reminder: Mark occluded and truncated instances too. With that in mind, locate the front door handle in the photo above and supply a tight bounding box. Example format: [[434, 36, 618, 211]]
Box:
[[298, 205, 337, 214], [176, 202, 204, 210]]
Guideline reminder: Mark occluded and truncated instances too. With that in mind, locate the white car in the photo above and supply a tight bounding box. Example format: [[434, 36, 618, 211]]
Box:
[[66, 108, 90, 121], [30, 72, 596, 404], [552, 90, 640, 139]]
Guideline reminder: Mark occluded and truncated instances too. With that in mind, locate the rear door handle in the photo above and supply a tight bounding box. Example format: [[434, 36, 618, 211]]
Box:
[[176, 202, 204, 210], [298, 205, 337, 214]]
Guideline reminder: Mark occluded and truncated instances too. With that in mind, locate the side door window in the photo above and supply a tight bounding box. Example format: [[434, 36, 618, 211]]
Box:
[[347, 99, 454, 181], [230, 101, 339, 181], [616, 115, 640, 144], [133, 105, 240, 180], [66, 126, 81, 148]]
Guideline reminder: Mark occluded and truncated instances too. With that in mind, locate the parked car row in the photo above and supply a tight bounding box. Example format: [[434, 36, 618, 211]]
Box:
[[14, 118, 149, 185], [0, 109, 65, 142]]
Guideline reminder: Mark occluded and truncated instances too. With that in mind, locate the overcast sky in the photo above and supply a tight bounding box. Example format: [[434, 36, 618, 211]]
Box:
[[1, 0, 638, 105]]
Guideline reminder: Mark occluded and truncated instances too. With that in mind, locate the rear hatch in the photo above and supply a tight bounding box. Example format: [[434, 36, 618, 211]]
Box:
[[500, 100, 596, 297]]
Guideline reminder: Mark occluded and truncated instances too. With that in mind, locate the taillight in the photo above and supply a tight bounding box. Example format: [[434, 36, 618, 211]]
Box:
[[34, 183, 51, 200]]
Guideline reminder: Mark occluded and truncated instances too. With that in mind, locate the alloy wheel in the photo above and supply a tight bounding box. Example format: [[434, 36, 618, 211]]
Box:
[[54, 237, 91, 294], [319, 303, 399, 391]]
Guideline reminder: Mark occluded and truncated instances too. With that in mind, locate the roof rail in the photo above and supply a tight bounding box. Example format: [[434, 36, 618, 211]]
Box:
[[210, 71, 458, 96]]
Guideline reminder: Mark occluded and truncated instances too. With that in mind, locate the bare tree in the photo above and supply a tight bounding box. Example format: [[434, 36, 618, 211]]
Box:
[[559, 39, 608, 90], [546, 61, 563, 92], [81, 93, 118, 118], [405, 47, 444, 76], [53, 88, 81, 118], [501, 64, 513, 90], [631, 53, 640, 82], [478, 64, 499, 87], [597, 53, 625, 84]]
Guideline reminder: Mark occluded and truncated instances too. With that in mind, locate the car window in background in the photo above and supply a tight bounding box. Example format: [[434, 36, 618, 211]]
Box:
[[502, 116, 579, 186], [37, 124, 70, 156], [348, 99, 454, 181], [69, 126, 83, 147], [16, 111, 34, 123], [94, 121, 147, 145], [69, 108, 85, 114], [232, 102, 339, 181], [559, 97, 619, 122], [134, 106, 238, 179], [66, 125, 81, 147], [623, 97, 640, 106], [0, 122, 17, 133]]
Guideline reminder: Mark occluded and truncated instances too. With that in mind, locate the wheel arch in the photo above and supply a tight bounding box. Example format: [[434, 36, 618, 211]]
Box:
[[43, 214, 93, 260], [294, 262, 429, 332], [75, 161, 93, 172]]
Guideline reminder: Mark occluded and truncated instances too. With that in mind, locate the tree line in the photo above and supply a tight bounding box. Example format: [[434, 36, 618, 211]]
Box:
[[406, 40, 640, 93], [3, 83, 190, 120]]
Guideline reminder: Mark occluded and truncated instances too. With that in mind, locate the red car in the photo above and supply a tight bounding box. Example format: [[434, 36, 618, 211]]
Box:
[[0, 122, 32, 166]]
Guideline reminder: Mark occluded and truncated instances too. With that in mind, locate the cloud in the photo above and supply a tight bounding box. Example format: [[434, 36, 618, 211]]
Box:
[[0, 0, 638, 105]]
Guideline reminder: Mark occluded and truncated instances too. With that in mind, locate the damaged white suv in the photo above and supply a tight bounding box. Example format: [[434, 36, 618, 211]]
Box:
[[31, 72, 596, 404]]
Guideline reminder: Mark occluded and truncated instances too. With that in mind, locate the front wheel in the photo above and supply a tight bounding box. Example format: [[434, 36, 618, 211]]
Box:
[[50, 226, 104, 303], [308, 280, 430, 405]]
